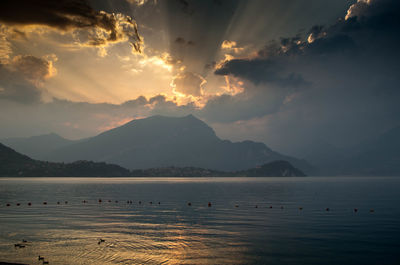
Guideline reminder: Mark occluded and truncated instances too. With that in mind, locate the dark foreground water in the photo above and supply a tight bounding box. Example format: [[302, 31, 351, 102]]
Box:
[[0, 177, 399, 265]]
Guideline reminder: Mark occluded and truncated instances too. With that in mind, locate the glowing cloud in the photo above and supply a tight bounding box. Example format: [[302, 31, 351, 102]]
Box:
[[172, 72, 206, 97]]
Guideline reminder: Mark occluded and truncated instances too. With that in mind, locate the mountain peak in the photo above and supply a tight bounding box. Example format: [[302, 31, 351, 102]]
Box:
[[6, 115, 312, 173]]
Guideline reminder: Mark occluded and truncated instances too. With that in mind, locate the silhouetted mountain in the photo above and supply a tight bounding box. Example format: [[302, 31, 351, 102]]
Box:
[[1, 133, 75, 160], [340, 126, 400, 176], [238, 160, 306, 177], [43, 115, 313, 173], [131, 160, 305, 177], [0, 143, 305, 177], [0, 143, 130, 177]]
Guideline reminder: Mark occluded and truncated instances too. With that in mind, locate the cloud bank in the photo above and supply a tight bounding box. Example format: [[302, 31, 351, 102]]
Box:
[[0, 0, 142, 51], [210, 0, 400, 157]]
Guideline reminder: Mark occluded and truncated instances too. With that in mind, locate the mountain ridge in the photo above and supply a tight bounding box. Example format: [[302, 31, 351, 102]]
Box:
[[0, 143, 306, 177], [1, 115, 313, 174], [42, 115, 313, 173], [0, 133, 76, 160]]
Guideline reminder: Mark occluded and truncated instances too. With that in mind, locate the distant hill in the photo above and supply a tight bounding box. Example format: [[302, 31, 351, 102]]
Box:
[[237, 160, 306, 177], [340, 126, 400, 176], [0, 143, 305, 177], [297, 125, 400, 176], [37, 115, 313, 173], [0, 143, 130, 177], [131, 161, 305, 177], [1, 133, 76, 160]]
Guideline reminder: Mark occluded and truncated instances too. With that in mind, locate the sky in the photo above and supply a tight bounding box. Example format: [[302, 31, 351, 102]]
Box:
[[1, 0, 399, 160]]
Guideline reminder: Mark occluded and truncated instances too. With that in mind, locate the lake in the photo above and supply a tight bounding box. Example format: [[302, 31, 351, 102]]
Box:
[[0, 177, 399, 265]]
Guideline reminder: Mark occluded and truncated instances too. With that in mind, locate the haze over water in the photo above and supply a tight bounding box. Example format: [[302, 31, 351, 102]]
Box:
[[0, 177, 399, 265]]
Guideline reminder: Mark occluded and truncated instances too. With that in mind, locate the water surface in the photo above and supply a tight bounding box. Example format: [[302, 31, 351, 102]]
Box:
[[0, 177, 399, 265]]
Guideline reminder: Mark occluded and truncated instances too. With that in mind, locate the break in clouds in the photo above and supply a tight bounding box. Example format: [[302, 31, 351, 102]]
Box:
[[1, 0, 400, 161]]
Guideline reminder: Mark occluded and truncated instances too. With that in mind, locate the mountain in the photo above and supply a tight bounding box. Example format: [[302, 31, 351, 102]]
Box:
[[340, 126, 400, 176], [237, 160, 306, 177], [42, 115, 313, 173], [0, 143, 130, 177], [0, 142, 305, 177], [1, 133, 76, 160]]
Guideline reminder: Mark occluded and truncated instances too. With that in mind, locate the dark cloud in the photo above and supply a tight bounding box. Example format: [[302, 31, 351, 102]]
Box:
[[175, 37, 186, 45], [0, 0, 141, 51], [215, 0, 400, 93], [200, 80, 295, 123], [0, 65, 42, 103], [215, 58, 308, 87], [9, 55, 56, 84], [175, 37, 195, 46], [210, 0, 400, 162], [0, 55, 57, 103]]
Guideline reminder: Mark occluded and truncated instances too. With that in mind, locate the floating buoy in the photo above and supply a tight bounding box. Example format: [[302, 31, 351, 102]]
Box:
[[57, 202, 60, 205], [6, 203, 10, 207], [108, 200, 111, 203], [326, 208, 330, 211], [99, 199, 102, 203], [188, 202, 192, 206], [65, 201, 68, 204], [158, 202, 160, 205], [235, 205, 239, 208], [28, 202, 31, 206], [43, 202, 47, 205], [115, 200, 118, 203], [370, 209, 375, 213], [269, 205, 273, 209], [299, 207, 303, 210], [255, 205, 258, 208], [16, 203, 20, 206], [354, 208, 358, 213], [208, 202, 212, 207], [139, 201, 141, 204], [149, 201, 153, 204]]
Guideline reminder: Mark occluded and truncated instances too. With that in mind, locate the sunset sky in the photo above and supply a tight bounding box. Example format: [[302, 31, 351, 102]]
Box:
[[1, 0, 399, 158]]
